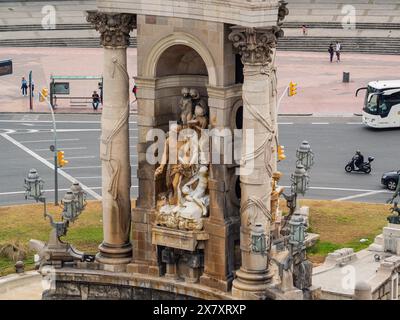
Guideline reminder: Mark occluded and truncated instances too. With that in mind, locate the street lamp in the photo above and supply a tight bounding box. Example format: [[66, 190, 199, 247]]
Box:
[[70, 182, 87, 212], [289, 214, 306, 247], [296, 141, 314, 171], [24, 169, 44, 201], [291, 163, 309, 196], [23, 170, 94, 267]]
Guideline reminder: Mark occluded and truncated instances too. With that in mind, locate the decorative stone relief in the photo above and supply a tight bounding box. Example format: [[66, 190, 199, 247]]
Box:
[[228, 27, 280, 65], [87, 11, 136, 48]]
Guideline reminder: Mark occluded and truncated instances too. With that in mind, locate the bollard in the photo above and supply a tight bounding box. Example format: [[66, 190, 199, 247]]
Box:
[[343, 72, 350, 83], [15, 261, 25, 274]]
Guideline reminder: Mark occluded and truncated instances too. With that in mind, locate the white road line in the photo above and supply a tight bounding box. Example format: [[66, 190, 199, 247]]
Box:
[[0, 133, 101, 200], [45, 156, 96, 161], [35, 147, 87, 152], [346, 122, 362, 125], [334, 190, 387, 202], [0, 187, 102, 197], [19, 138, 80, 143], [278, 122, 294, 125], [63, 166, 101, 170], [75, 177, 101, 179], [311, 122, 329, 125], [0, 120, 137, 124], [281, 185, 391, 193]]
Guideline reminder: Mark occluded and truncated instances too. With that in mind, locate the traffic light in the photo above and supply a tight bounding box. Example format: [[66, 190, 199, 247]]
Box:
[[288, 81, 297, 97], [57, 151, 68, 167], [278, 145, 286, 161], [39, 87, 48, 102]]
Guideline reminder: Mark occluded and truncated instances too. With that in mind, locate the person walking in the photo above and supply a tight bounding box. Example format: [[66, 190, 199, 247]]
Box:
[[92, 90, 100, 110], [21, 77, 28, 96], [302, 24, 308, 36], [31, 80, 35, 98], [335, 41, 342, 62], [328, 43, 334, 63]]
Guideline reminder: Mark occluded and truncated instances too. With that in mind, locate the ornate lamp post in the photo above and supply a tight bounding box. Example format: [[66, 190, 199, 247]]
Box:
[[24, 169, 44, 202], [70, 182, 87, 212], [24, 170, 94, 267], [296, 141, 314, 171]]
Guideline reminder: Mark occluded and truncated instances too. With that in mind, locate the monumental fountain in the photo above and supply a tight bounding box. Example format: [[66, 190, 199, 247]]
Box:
[[22, 0, 326, 300]]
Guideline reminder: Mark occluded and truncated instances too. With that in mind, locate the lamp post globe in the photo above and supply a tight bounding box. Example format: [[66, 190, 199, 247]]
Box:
[[70, 182, 86, 212], [24, 169, 44, 201], [296, 141, 314, 171], [292, 163, 308, 195], [61, 190, 78, 222], [289, 214, 306, 247]]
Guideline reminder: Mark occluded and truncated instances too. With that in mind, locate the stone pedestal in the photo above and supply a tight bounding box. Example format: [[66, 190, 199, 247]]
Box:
[[87, 11, 136, 265], [383, 223, 400, 255]]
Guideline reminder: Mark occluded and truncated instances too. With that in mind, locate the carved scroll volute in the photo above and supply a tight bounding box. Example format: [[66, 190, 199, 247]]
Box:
[[228, 27, 279, 65], [87, 11, 136, 48]]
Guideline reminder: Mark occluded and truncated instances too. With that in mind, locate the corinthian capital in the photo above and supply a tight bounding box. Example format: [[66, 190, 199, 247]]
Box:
[[228, 27, 279, 65], [87, 11, 136, 48]]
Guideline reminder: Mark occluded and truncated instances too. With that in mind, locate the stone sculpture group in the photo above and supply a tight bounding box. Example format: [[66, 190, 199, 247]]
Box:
[[155, 88, 210, 231]]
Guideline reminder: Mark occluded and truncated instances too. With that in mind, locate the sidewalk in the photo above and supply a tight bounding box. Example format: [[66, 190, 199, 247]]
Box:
[[0, 47, 398, 115], [0, 47, 137, 114]]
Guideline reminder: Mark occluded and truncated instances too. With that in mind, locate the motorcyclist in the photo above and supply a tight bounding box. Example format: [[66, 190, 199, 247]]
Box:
[[352, 150, 364, 170]]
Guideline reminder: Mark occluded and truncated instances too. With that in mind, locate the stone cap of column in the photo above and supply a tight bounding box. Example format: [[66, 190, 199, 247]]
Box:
[[87, 11, 136, 48], [96, 0, 288, 28]]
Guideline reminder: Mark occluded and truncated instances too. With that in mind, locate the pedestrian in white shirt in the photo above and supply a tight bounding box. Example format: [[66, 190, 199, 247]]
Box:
[[335, 41, 342, 62]]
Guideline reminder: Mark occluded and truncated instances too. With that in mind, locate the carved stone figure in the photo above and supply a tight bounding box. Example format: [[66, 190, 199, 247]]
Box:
[[178, 87, 193, 126], [155, 90, 210, 231]]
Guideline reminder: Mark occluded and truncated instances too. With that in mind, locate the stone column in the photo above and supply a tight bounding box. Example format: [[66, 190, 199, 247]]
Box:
[[87, 11, 136, 265], [228, 26, 281, 299]]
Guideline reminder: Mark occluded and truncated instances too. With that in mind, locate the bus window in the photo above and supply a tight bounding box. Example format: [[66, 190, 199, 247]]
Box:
[[379, 91, 400, 117], [364, 93, 379, 115]]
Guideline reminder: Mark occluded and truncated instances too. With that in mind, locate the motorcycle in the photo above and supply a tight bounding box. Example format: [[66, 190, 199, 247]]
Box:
[[345, 156, 374, 174]]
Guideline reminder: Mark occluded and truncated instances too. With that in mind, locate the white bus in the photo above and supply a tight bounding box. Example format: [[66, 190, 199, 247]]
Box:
[[356, 80, 400, 128]]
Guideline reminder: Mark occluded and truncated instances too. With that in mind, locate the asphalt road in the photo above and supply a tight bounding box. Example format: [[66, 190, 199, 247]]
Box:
[[0, 113, 398, 206]]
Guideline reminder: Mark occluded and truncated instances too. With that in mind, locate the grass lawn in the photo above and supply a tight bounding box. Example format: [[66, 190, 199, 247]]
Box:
[[0, 199, 391, 276], [0, 201, 103, 276], [297, 200, 391, 264]]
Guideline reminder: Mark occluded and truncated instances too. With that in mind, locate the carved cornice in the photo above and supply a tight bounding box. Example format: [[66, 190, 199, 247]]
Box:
[[228, 27, 280, 65], [87, 11, 136, 48]]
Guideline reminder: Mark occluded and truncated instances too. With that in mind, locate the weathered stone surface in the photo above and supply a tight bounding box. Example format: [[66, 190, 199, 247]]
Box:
[[97, 0, 281, 28]]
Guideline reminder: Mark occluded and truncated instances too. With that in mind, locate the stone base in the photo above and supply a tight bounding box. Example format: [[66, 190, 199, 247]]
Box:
[[200, 272, 233, 292], [231, 268, 273, 300], [96, 242, 132, 265], [127, 262, 161, 276], [40, 266, 234, 300]]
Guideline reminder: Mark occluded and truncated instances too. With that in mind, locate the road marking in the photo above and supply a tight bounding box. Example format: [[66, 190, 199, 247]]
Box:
[[0, 133, 101, 200], [278, 122, 294, 125], [66, 156, 96, 159], [0, 187, 102, 197], [63, 166, 101, 170], [45, 156, 96, 161], [346, 122, 362, 125], [334, 190, 388, 202], [19, 138, 80, 143], [281, 185, 391, 193], [0, 120, 137, 124], [75, 176, 102, 179], [35, 147, 87, 152], [311, 122, 329, 125]]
